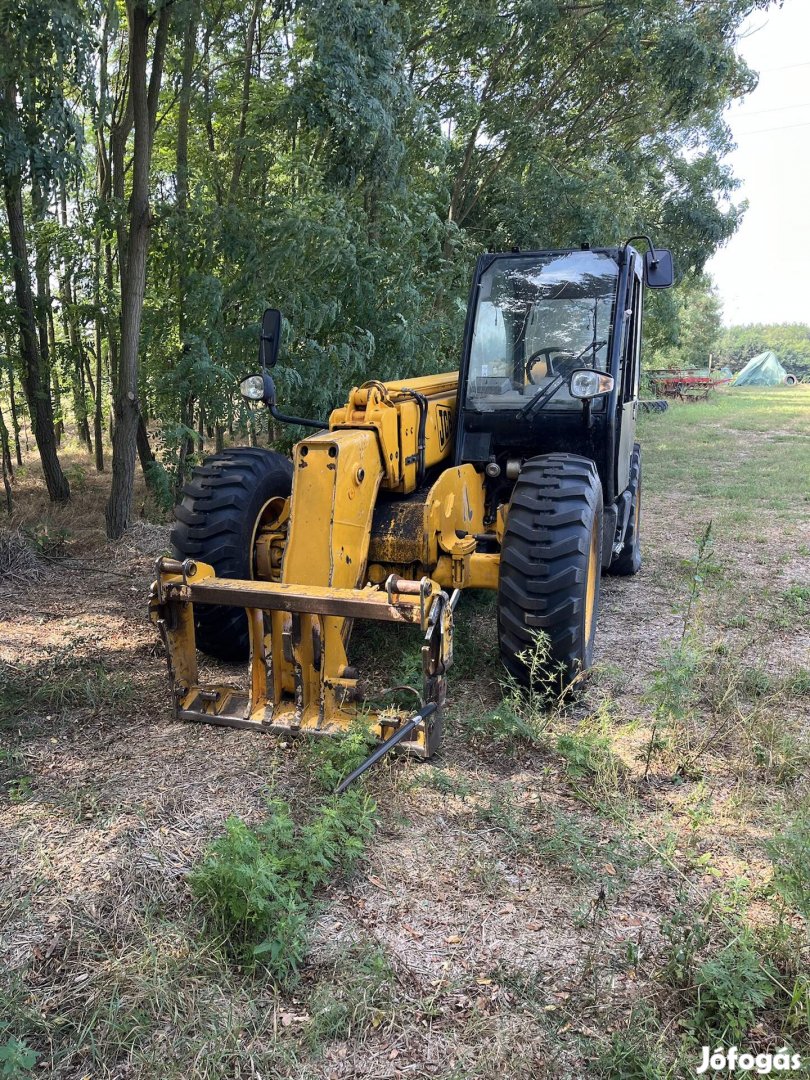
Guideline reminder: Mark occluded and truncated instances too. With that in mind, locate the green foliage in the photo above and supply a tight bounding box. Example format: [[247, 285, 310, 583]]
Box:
[[660, 897, 710, 988], [688, 933, 775, 1043], [556, 730, 619, 782], [650, 274, 723, 369], [595, 1029, 670, 1080], [0, 0, 774, 496], [463, 698, 546, 751], [189, 791, 376, 981], [642, 524, 714, 773], [462, 632, 561, 751], [306, 944, 395, 1050], [22, 523, 68, 558], [0, 0, 94, 183], [5, 775, 32, 803], [304, 725, 376, 792], [783, 585, 810, 617], [0, 1035, 37, 1080]]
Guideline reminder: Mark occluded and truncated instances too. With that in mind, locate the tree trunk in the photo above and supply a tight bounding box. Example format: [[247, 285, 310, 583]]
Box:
[[229, 0, 261, 197], [105, 0, 169, 538], [136, 410, 156, 478], [93, 7, 111, 473], [0, 402, 11, 512], [173, 6, 199, 497], [4, 344, 23, 466], [93, 249, 105, 471], [1, 157, 69, 501], [0, 394, 14, 481], [47, 306, 64, 445], [59, 276, 93, 453]]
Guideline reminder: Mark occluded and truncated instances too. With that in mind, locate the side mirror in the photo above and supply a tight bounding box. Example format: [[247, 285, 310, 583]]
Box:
[[569, 369, 614, 399], [259, 307, 282, 368], [240, 371, 276, 405], [644, 248, 674, 289]]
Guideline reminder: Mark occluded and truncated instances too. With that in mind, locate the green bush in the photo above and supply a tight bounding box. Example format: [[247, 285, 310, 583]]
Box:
[[556, 731, 616, 780], [305, 726, 376, 791], [189, 792, 376, 982], [688, 933, 775, 1043], [0, 1035, 37, 1079]]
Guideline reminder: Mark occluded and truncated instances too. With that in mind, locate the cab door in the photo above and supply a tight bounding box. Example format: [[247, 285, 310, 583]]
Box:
[[616, 264, 643, 494]]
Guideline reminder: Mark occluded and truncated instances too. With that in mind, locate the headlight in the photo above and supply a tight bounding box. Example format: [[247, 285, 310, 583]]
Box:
[[569, 369, 615, 399], [240, 374, 266, 401]]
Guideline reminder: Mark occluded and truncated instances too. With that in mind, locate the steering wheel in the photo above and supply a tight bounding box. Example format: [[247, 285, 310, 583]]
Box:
[[525, 346, 575, 384], [526, 340, 608, 384]]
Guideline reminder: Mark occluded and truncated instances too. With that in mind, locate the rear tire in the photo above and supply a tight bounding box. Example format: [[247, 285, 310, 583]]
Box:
[[498, 454, 603, 687], [608, 443, 642, 576], [170, 447, 293, 661]]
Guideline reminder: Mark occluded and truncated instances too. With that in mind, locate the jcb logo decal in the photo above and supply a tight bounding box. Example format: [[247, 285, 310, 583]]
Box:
[[436, 406, 453, 449]]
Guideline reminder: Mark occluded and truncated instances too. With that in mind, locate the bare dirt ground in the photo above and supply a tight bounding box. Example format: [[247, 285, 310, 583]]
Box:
[[1, 387, 808, 1079]]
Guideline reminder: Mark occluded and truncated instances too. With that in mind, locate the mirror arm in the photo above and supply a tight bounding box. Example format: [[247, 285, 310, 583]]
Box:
[[269, 404, 329, 430], [624, 233, 659, 265]]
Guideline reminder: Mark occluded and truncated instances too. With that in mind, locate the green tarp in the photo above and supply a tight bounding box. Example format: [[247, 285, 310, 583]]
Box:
[[732, 350, 788, 386]]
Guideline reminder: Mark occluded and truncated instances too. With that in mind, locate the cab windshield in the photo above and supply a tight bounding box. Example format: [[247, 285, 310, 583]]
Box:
[[465, 250, 619, 412]]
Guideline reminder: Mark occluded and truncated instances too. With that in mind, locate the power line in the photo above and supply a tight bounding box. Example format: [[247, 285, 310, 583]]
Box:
[[759, 60, 810, 73], [732, 100, 810, 118], [734, 118, 810, 136]]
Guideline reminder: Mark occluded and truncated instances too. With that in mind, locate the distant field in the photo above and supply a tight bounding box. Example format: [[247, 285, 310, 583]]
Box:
[[1, 386, 808, 1078]]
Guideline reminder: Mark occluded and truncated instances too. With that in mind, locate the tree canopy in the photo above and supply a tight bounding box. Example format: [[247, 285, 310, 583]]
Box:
[[0, 0, 777, 527]]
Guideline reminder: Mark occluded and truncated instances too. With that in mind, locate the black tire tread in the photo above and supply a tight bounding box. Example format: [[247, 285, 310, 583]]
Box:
[[498, 453, 603, 686], [170, 447, 293, 661]]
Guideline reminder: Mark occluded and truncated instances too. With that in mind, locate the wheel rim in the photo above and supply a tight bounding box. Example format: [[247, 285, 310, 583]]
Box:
[[251, 496, 287, 580], [584, 524, 599, 642]]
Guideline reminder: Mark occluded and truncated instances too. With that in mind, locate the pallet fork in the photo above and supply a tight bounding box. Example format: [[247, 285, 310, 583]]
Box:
[[149, 557, 456, 760]]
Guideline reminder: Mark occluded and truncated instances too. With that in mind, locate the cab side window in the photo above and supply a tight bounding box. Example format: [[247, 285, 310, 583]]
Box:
[[622, 272, 643, 401]]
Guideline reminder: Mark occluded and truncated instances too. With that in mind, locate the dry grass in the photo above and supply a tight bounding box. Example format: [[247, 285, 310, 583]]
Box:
[[0, 528, 47, 589], [1, 391, 809, 1078]]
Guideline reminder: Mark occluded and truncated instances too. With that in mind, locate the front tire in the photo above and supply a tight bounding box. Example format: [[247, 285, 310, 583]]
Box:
[[170, 447, 293, 661], [498, 454, 603, 687]]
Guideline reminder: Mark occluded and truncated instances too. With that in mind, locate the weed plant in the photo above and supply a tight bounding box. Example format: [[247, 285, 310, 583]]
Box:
[[766, 810, 810, 920], [306, 944, 396, 1050], [190, 733, 379, 983], [463, 630, 568, 751], [688, 933, 776, 1043]]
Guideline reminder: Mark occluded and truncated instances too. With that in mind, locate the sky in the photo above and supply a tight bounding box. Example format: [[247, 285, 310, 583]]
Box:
[[705, 0, 810, 326]]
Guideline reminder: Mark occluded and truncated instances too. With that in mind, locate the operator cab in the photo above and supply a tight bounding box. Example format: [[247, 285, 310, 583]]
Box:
[[454, 241, 672, 512], [465, 248, 618, 414]]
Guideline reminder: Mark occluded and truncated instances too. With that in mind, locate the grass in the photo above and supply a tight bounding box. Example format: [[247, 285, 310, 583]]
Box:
[[640, 385, 810, 527], [2, 387, 809, 1077], [0, 643, 133, 731]]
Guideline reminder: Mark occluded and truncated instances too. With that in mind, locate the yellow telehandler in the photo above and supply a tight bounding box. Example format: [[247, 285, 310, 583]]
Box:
[[150, 239, 673, 771]]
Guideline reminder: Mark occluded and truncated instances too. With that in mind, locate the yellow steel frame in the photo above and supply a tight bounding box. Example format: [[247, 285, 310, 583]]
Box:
[[150, 368, 501, 758], [150, 560, 454, 757]]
